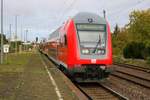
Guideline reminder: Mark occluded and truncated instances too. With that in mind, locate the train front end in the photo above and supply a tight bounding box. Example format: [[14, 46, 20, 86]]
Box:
[[67, 12, 112, 82]]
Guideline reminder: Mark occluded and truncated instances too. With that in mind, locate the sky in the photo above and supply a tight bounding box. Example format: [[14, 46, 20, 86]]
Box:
[[1, 0, 150, 42]]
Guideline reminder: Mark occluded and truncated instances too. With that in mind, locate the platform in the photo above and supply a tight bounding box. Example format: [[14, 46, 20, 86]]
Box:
[[0, 51, 86, 100]]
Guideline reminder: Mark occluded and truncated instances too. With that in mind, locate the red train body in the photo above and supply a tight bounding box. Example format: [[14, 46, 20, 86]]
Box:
[[40, 12, 113, 82]]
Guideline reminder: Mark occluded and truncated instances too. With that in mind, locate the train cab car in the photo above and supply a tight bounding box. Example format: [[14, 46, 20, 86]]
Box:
[[46, 12, 112, 82]]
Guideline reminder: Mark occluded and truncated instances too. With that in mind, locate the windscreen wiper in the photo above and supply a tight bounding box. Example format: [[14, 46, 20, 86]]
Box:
[[93, 34, 101, 53]]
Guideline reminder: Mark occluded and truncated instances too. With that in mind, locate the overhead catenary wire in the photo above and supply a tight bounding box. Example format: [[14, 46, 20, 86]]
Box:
[[49, 0, 77, 33], [107, 0, 147, 17], [59, 0, 77, 23]]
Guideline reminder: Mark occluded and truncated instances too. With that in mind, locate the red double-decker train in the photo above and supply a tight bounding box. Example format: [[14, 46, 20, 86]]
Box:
[[40, 12, 112, 82]]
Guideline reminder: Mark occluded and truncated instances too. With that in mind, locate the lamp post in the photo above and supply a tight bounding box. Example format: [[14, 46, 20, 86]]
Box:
[[15, 15, 18, 53], [9, 24, 12, 47], [25, 29, 28, 51], [1, 0, 4, 64]]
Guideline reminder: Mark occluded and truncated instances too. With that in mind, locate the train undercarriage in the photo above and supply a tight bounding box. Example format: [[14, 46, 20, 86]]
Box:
[[61, 64, 113, 83]]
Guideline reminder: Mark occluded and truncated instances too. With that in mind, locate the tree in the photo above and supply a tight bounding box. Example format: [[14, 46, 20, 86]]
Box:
[[113, 24, 120, 36], [127, 9, 150, 42], [0, 34, 8, 47], [112, 8, 150, 58]]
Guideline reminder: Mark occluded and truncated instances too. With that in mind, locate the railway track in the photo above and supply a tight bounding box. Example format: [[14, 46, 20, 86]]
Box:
[[113, 63, 150, 73], [41, 52, 128, 100], [112, 71, 150, 88], [76, 83, 128, 100], [112, 63, 150, 89]]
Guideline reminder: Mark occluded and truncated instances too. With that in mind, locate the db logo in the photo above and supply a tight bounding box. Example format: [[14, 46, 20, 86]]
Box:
[[88, 18, 93, 23], [91, 59, 96, 64]]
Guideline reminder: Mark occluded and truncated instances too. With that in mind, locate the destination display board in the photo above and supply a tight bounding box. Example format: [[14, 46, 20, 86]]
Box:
[[77, 24, 105, 31]]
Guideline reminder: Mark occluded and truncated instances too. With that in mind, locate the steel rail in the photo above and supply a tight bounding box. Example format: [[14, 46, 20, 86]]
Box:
[[76, 83, 128, 100], [99, 83, 128, 100], [111, 72, 150, 89], [113, 63, 150, 73]]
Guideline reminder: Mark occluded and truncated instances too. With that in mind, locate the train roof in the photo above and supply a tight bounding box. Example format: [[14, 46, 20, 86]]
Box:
[[73, 12, 106, 24]]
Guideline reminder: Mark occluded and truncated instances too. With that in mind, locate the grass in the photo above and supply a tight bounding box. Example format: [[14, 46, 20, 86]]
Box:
[[0, 52, 33, 73]]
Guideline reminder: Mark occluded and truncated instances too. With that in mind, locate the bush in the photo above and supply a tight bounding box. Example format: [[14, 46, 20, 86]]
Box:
[[123, 42, 145, 59], [142, 46, 150, 59], [146, 57, 150, 64]]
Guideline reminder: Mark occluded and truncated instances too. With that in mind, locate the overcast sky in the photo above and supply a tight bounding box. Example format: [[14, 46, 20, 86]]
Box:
[[1, 0, 150, 41]]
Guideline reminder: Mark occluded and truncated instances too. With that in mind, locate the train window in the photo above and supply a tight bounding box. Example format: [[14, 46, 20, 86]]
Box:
[[49, 28, 60, 40], [78, 31, 105, 44], [76, 24, 106, 51], [64, 34, 67, 45]]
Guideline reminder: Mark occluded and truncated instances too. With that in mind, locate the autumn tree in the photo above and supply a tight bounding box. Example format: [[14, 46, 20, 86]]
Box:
[[127, 9, 150, 43], [113, 8, 150, 59]]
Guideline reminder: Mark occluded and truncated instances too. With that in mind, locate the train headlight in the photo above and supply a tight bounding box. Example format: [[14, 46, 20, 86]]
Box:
[[82, 49, 89, 54], [97, 50, 101, 54], [101, 50, 105, 54], [97, 50, 105, 54]]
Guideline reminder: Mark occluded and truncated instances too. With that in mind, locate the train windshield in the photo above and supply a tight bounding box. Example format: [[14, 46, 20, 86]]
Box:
[[77, 24, 106, 48]]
